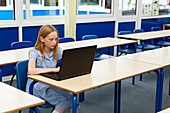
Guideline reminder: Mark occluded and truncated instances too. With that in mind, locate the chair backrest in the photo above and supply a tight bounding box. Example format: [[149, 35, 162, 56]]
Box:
[[82, 35, 98, 40], [118, 31, 132, 49], [133, 29, 144, 33], [118, 31, 132, 35], [11, 41, 33, 49], [151, 26, 163, 44], [16, 60, 29, 92], [151, 26, 162, 31], [59, 37, 75, 43], [82, 35, 103, 57], [133, 29, 150, 46]]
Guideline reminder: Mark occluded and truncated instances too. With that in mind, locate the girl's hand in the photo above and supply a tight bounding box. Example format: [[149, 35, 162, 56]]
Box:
[[53, 67, 60, 72], [57, 67, 60, 72]]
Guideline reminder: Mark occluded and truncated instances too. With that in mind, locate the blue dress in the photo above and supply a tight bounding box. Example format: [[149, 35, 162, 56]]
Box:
[[26, 48, 72, 110]]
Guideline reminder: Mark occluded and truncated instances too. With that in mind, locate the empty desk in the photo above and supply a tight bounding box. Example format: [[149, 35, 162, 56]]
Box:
[[0, 47, 31, 82], [0, 82, 45, 113], [116, 30, 170, 51]]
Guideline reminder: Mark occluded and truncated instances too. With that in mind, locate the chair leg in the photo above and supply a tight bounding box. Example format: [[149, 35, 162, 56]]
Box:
[[51, 106, 55, 112], [10, 74, 16, 86], [140, 74, 142, 81], [34, 107, 40, 113], [79, 93, 82, 102], [29, 108, 33, 113], [132, 77, 135, 85], [29, 107, 40, 113], [79, 92, 85, 102], [119, 53, 123, 56], [169, 74, 170, 95]]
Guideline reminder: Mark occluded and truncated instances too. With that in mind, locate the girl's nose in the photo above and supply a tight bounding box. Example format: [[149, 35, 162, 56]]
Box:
[[53, 40, 56, 44]]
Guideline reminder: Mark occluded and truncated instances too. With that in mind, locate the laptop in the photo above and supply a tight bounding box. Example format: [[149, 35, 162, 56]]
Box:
[[41, 45, 97, 81]]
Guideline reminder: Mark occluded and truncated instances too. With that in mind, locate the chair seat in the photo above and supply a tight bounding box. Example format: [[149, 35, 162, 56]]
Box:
[[94, 54, 115, 61], [137, 44, 160, 50], [119, 48, 142, 54], [157, 41, 170, 46]]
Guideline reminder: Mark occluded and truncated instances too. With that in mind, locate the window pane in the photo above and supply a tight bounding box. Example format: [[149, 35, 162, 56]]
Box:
[[80, 0, 99, 5], [0, 0, 6, 6], [159, 0, 170, 15], [30, 0, 39, 4], [119, 0, 137, 16], [28, 0, 64, 17], [0, 0, 14, 20], [77, 0, 111, 15], [142, 0, 170, 16], [44, 0, 58, 6]]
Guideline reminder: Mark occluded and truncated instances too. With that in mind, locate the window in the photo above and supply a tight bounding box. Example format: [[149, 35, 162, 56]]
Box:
[[30, 0, 39, 4], [24, 0, 63, 17], [0, 0, 14, 20], [79, 0, 99, 5], [77, 0, 111, 15], [44, 0, 58, 6], [0, 0, 6, 6], [119, 0, 137, 16], [142, 0, 170, 16]]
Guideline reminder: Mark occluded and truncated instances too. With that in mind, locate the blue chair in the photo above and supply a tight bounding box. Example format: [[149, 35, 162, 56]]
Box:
[[133, 29, 161, 50], [165, 37, 170, 42], [59, 37, 75, 43], [16, 60, 54, 113], [151, 26, 170, 47], [82, 35, 114, 61], [11, 41, 33, 49], [9, 41, 34, 86], [118, 31, 142, 56]]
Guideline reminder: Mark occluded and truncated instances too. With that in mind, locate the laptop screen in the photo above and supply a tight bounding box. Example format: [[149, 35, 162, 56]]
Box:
[[58, 45, 97, 80]]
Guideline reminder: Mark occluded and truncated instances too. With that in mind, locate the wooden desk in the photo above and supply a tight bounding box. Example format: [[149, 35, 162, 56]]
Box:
[[116, 30, 170, 51], [59, 37, 137, 50], [0, 47, 31, 81], [120, 47, 170, 67], [120, 46, 170, 112], [28, 57, 163, 113], [158, 107, 170, 113], [0, 38, 137, 82], [0, 82, 45, 113]]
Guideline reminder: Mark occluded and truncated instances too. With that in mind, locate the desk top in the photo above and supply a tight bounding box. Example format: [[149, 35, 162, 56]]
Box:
[[116, 30, 170, 40], [158, 108, 170, 113], [0, 47, 31, 66], [121, 47, 170, 67], [0, 38, 137, 66], [28, 57, 163, 94], [0, 82, 45, 113], [59, 37, 137, 50]]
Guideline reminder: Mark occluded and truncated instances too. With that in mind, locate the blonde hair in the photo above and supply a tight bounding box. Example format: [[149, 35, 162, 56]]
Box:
[[34, 25, 59, 61]]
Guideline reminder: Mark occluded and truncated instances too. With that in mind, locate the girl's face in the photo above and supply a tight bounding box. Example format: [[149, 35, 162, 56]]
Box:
[[40, 31, 58, 50]]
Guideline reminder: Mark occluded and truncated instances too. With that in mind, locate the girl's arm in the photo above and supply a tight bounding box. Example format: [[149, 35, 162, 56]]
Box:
[[28, 58, 60, 75]]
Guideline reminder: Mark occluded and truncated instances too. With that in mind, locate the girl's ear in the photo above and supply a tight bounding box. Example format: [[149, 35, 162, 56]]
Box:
[[40, 36, 44, 42]]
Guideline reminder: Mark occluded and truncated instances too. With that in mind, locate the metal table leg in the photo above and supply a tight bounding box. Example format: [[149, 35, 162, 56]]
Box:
[[73, 94, 77, 113]]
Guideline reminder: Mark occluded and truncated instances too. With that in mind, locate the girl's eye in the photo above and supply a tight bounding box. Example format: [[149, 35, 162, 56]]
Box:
[[49, 39, 53, 41]]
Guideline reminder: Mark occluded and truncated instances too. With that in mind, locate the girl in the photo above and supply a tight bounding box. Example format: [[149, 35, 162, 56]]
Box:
[[26, 25, 72, 113]]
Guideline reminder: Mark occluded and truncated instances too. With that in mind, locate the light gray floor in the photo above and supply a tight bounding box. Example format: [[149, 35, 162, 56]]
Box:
[[7, 66, 170, 113]]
